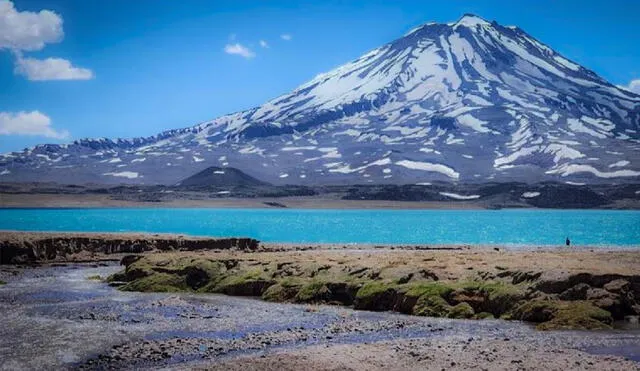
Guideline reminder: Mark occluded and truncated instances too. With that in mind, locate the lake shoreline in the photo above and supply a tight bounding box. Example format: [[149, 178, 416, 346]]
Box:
[[1, 231, 639, 258]]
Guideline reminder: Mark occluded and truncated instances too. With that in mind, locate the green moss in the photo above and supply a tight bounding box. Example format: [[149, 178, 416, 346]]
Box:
[[295, 281, 330, 303], [474, 312, 495, 320], [106, 271, 128, 283], [482, 282, 525, 315], [537, 301, 612, 331], [215, 269, 263, 288], [0, 280, 6, 285], [279, 277, 305, 288], [512, 300, 558, 322], [201, 269, 273, 296], [513, 299, 613, 330], [120, 272, 187, 292], [457, 280, 525, 316], [413, 294, 451, 317], [262, 283, 300, 302], [460, 281, 523, 297], [86, 275, 103, 281], [356, 281, 394, 300], [354, 281, 398, 310], [403, 282, 455, 299], [448, 302, 475, 319]]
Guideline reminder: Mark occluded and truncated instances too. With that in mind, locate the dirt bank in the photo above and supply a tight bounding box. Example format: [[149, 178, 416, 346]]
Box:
[[0, 231, 259, 264]]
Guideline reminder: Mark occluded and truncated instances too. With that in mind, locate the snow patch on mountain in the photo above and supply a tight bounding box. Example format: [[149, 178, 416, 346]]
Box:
[[439, 192, 481, 200], [103, 171, 139, 179]]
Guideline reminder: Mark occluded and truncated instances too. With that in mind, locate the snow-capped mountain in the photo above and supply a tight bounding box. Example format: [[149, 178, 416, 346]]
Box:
[[2, 14, 639, 185]]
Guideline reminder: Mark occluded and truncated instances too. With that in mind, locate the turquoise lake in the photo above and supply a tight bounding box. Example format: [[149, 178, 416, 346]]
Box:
[[0, 208, 638, 246]]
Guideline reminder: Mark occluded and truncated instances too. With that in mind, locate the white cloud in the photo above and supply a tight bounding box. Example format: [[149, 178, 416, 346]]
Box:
[[0, 111, 69, 139], [0, 0, 63, 51], [259, 40, 269, 48], [15, 55, 93, 81], [224, 43, 255, 59], [624, 79, 640, 94], [280, 34, 292, 41]]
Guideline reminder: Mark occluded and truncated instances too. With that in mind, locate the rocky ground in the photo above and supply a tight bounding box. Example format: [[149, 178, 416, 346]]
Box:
[[2, 231, 639, 332], [0, 263, 639, 370], [200, 337, 639, 371]]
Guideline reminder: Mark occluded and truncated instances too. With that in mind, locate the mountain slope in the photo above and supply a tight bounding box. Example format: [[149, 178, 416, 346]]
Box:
[[1, 14, 639, 185]]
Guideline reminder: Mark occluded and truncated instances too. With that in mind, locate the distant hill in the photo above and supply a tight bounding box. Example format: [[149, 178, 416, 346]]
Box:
[[176, 167, 267, 187]]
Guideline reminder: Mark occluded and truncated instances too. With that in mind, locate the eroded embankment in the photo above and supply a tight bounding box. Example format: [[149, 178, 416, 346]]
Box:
[[0, 232, 259, 264], [108, 249, 640, 331]]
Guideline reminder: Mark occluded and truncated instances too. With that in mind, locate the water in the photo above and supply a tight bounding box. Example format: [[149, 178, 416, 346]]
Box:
[[0, 208, 638, 246]]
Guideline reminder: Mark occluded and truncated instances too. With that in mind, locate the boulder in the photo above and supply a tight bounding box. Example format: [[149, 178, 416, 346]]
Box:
[[559, 283, 590, 300], [448, 302, 475, 319], [413, 295, 451, 317], [587, 288, 625, 319], [512, 300, 557, 323], [604, 279, 630, 294]]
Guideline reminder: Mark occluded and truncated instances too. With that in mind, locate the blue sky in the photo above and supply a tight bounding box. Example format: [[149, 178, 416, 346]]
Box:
[[1, 0, 639, 153]]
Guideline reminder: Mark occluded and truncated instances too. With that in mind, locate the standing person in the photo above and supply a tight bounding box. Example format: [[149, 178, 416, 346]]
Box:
[[566, 237, 571, 247]]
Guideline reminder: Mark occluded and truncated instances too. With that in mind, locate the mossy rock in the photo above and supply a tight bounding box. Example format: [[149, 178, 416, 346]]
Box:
[[0, 280, 6, 285], [106, 271, 128, 283], [210, 270, 274, 296], [537, 301, 613, 330], [403, 282, 455, 299], [413, 294, 451, 317], [512, 300, 558, 323], [473, 312, 495, 320], [86, 275, 103, 281], [295, 281, 331, 303], [262, 283, 300, 302], [301, 281, 360, 305], [460, 281, 524, 316], [215, 279, 274, 296], [181, 259, 226, 279], [448, 302, 475, 319], [354, 282, 398, 311], [120, 272, 187, 292]]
